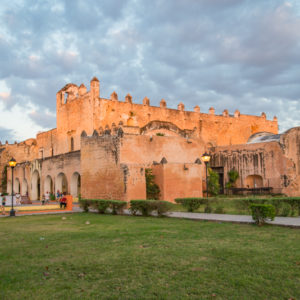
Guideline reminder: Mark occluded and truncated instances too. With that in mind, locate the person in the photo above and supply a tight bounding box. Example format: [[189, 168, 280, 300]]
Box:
[[45, 191, 50, 204], [41, 194, 45, 205], [59, 193, 67, 209], [16, 193, 21, 206], [1, 194, 6, 215], [56, 190, 61, 201]]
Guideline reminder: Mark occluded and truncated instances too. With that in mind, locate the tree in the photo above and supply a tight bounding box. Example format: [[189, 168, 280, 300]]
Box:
[[145, 168, 160, 200], [225, 169, 239, 192], [207, 168, 220, 196]]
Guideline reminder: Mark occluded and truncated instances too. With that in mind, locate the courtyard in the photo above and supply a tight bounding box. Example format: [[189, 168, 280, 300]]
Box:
[[0, 213, 299, 299]]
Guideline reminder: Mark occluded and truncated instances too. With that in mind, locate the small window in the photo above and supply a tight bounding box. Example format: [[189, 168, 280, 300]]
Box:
[[70, 137, 74, 151]]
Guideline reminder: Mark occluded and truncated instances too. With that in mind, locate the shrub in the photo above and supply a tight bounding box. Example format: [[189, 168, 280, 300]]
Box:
[[130, 200, 172, 216], [110, 200, 127, 215], [156, 132, 165, 136], [225, 169, 239, 193], [145, 169, 160, 200], [204, 205, 213, 213], [130, 200, 156, 216], [279, 203, 291, 217], [174, 198, 205, 212], [155, 200, 173, 216], [214, 206, 225, 214], [269, 199, 283, 215], [95, 199, 111, 214], [50, 193, 56, 201], [79, 199, 89, 212], [250, 204, 275, 226]]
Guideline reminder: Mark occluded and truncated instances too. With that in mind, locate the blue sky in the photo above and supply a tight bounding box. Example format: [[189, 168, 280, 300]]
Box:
[[0, 0, 299, 142]]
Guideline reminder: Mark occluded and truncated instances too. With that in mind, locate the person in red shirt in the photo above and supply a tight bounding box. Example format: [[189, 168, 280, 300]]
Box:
[[59, 194, 67, 209]]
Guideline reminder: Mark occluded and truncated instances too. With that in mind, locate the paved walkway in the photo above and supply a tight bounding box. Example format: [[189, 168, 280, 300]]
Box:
[[1, 206, 300, 227], [168, 212, 300, 227]]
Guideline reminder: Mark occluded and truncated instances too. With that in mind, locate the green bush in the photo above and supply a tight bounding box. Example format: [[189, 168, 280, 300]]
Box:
[[225, 169, 239, 192], [175, 198, 205, 212], [204, 205, 213, 213], [130, 200, 156, 216], [79, 199, 126, 215], [95, 199, 111, 214], [250, 204, 276, 226], [145, 169, 160, 200], [110, 200, 127, 215], [279, 203, 291, 217], [214, 206, 225, 214], [130, 200, 173, 216], [79, 199, 90, 212], [155, 200, 173, 216]]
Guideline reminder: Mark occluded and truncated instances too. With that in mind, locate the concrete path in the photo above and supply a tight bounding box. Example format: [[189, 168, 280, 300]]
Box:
[[167, 212, 300, 227]]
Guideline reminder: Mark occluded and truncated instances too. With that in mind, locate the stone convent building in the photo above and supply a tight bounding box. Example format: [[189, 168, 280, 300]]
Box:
[[0, 76, 299, 202]]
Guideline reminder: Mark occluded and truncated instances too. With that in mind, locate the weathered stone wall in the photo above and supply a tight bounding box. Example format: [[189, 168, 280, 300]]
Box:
[[211, 142, 286, 191], [211, 129, 300, 196], [152, 163, 202, 202], [80, 135, 125, 200], [280, 127, 300, 196], [120, 134, 205, 165]]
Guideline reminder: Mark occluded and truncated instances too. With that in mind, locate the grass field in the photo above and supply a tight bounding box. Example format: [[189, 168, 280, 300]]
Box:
[[0, 213, 299, 299]]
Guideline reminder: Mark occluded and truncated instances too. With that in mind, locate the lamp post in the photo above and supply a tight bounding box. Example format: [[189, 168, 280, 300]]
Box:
[[8, 158, 17, 217], [201, 152, 211, 198]]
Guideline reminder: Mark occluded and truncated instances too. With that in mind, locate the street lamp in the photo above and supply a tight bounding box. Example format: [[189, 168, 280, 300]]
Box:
[[8, 158, 17, 217], [201, 152, 211, 198]]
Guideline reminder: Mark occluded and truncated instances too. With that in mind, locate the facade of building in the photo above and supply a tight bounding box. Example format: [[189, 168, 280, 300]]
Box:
[[0, 76, 298, 201]]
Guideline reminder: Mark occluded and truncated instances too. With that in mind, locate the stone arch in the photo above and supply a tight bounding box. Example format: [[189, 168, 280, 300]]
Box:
[[140, 120, 194, 138], [245, 175, 263, 188], [127, 117, 134, 126], [70, 172, 81, 197], [32, 170, 41, 200], [44, 175, 53, 195], [21, 179, 28, 196], [14, 178, 20, 193], [56, 173, 68, 194]]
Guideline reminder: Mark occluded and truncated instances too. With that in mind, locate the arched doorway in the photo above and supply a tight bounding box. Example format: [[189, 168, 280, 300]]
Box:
[[14, 178, 20, 194], [70, 172, 81, 197], [56, 173, 68, 194], [32, 170, 41, 200], [44, 175, 53, 195], [245, 175, 263, 188], [21, 179, 28, 196]]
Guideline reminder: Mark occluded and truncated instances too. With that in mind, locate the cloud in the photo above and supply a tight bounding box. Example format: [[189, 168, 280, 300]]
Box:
[[0, 0, 299, 139], [0, 127, 16, 143]]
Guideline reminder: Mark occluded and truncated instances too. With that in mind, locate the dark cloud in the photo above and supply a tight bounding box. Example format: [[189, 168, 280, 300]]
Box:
[[0, 0, 299, 139]]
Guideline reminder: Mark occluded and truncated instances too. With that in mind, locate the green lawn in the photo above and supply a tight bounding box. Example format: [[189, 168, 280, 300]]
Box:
[[0, 213, 299, 299]]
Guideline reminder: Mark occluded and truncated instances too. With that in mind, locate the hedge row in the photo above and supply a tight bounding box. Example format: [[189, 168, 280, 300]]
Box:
[[130, 200, 173, 216], [79, 199, 173, 216], [79, 199, 127, 215], [175, 197, 300, 216]]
